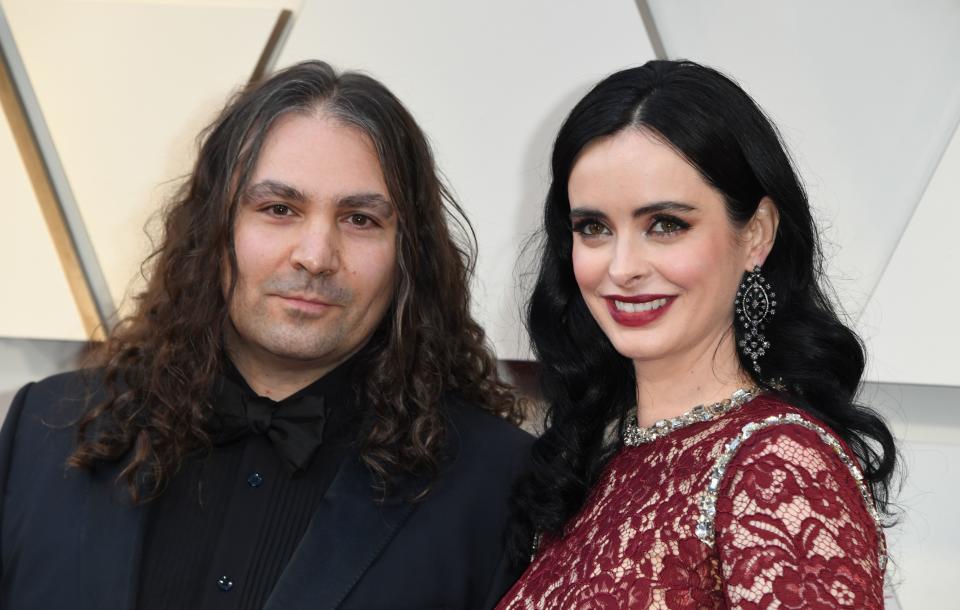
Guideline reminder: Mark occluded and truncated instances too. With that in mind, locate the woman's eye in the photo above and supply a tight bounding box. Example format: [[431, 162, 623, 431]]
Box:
[[649, 216, 688, 235], [268, 204, 291, 216], [573, 220, 610, 237]]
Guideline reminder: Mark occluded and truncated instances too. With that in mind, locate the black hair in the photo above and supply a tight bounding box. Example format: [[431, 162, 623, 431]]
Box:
[[509, 59, 897, 562]]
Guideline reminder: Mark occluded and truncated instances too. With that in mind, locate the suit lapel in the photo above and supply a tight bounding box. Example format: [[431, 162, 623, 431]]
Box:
[[264, 454, 424, 610], [79, 465, 148, 610]]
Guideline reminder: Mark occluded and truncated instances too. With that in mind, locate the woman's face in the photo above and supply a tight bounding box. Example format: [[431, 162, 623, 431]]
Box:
[[569, 128, 759, 370]]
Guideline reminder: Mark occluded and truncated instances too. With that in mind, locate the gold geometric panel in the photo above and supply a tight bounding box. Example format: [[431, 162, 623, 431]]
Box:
[[0, 93, 89, 340], [4, 0, 285, 324]]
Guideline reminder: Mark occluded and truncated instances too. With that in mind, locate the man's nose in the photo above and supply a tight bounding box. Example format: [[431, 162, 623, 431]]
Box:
[[607, 236, 650, 287], [289, 219, 340, 276]]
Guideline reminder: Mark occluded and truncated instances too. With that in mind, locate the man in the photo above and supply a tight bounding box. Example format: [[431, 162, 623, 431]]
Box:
[[0, 61, 531, 609]]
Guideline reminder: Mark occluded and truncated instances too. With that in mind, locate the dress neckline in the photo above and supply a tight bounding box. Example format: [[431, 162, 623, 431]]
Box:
[[623, 386, 761, 447]]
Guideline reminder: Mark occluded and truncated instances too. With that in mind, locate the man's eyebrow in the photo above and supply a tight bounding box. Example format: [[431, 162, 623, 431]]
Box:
[[338, 192, 395, 217], [569, 201, 696, 219], [243, 179, 307, 203]]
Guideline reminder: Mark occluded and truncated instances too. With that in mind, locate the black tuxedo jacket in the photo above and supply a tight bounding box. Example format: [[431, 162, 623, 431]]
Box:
[[0, 371, 532, 609]]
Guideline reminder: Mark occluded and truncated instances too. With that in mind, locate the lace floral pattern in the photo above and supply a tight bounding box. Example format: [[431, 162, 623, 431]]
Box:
[[496, 396, 885, 609]]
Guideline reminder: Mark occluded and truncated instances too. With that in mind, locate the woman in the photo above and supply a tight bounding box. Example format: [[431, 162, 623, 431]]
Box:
[[497, 60, 895, 609]]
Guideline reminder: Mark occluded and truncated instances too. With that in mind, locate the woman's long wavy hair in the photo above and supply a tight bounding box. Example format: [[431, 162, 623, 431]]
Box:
[[508, 59, 897, 561], [69, 60, 521, 502]]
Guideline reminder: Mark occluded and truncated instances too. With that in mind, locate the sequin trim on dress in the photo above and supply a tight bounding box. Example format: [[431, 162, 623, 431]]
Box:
[[693, 412, 888, 572], [529, 531, 542, 562], [623, 387, 761, 447]]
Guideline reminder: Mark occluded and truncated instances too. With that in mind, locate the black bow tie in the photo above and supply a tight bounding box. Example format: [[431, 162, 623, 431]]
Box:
[[211, 381, 327, 474]]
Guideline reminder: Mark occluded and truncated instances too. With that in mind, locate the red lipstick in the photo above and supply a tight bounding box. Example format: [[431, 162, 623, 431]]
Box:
[[603, 294, 675, 327]]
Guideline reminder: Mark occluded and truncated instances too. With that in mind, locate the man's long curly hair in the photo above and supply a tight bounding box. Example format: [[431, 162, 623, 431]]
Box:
[[69, 60, 521, 502]]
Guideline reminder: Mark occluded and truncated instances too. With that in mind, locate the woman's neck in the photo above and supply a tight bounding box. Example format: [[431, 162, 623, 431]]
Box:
[[632, 332, 753, 427]]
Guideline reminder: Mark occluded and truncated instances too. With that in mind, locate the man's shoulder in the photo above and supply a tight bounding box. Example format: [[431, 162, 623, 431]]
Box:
[[440, 396, 533, 480], [394, 397, 531, 514], [5, 369, 103, 430], [24, 368, 95, 395], [0, 370, 104, 498], [444, 396, 533, 450]]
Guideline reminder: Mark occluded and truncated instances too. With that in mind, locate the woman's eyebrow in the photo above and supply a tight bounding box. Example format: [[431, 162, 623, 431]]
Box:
[[630, 201, 696, 217], [569, 207, 607, 221], [570, 201, 696, 220]]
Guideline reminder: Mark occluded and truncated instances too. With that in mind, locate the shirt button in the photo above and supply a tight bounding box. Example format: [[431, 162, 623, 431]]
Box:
[[247, 472, 263, 487], [216, 576, 234, 592]]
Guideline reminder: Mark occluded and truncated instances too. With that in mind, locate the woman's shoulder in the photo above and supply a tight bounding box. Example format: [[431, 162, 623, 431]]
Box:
[[726, 391, 806, 422], [712, 393, 874, 512], [719, 393, 862, 472], [704, 394, 888, 607], [715, 393, 856, 459]]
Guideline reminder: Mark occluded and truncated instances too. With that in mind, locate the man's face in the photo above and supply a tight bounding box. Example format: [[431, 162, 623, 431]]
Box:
[[226, 111, 397, 373]]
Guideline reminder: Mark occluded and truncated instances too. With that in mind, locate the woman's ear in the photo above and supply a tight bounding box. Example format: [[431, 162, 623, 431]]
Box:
[[745, 197, 780, 269]]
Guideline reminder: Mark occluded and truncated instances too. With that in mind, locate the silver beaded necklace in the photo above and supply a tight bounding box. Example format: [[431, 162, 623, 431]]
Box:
[[623, 386, 761, 447]]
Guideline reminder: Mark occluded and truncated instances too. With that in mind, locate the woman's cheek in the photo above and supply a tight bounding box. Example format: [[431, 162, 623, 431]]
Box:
[[655, 237, 720, 289], [572, 244, 606, 292]]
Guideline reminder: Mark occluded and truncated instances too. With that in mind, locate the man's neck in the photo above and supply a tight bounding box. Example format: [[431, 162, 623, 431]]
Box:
[[223, 332, 342, 401]]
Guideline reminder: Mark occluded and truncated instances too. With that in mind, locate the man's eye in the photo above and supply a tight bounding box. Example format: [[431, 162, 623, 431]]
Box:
[[348, 213, 374, 227], [268, 204, 291, 216]]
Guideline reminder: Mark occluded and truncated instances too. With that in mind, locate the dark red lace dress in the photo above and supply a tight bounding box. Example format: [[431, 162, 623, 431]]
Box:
[[496, 395, 886, 609]]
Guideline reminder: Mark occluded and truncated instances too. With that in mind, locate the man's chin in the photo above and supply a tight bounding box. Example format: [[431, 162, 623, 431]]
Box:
[[260, 342, 341, 364]]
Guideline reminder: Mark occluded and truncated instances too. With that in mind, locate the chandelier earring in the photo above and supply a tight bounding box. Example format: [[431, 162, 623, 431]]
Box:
[[735, 265, 776, 374]]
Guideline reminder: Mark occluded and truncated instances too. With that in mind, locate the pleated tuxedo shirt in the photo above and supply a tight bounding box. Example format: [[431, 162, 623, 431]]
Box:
[[136, 357, 362, 610]]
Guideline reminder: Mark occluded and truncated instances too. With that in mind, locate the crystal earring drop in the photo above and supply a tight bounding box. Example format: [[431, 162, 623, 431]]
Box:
[[735, 265, 776, 374]]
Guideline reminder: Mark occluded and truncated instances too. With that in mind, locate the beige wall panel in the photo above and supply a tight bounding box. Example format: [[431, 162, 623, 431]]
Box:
[[3, 0, 282, 317], [0, 110, 88, 340], [276, 0, 657, 359], [860, 122, 960, 386]]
